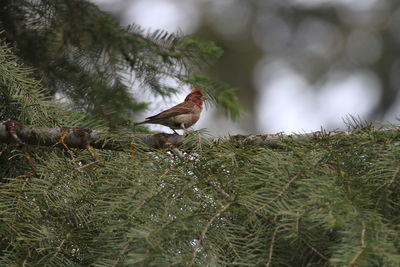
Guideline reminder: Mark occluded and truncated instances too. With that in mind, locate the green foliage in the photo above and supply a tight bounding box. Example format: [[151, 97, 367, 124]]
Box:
[[0, 0, 240, 128], [0, 43, 62, 126], [1, 1, 400, 266], [0, 47, 399, 264], [2, 120, 400, 266]]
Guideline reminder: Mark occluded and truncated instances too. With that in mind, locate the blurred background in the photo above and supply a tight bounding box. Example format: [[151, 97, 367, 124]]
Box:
[[91, 0, 400, 136]]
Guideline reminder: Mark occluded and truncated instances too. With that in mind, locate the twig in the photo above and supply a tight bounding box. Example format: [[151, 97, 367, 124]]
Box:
[[224, 234, 241, 259], [5, 120, 38, 176], [209, 180, 232, 200], [112, 242, 131, 267], [255, 173, 300, 213], [43, 229, 74, 266], [374, 247, 399, 263], [58, 132, 75, 159], [266, 226, 279, 267], [304, 241, 329, 261], [75, 160, 101, 171], [172, 179, 199, 202], [128, 168, 171, 217], [164, 140, 185, 159], [12, 176, 31, 226], [348, 222, 367, 265], [189, 202, 232, 267], [388, 166, 399, 186]]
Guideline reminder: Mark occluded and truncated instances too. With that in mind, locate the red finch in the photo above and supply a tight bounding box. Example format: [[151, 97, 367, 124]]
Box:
[[135, 89, 204, 134]]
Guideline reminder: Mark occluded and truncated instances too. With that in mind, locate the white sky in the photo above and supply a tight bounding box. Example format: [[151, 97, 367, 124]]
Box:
[[90, 0, 397, 135]]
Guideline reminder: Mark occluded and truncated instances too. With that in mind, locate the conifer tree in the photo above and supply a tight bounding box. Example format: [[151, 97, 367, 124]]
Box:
[[1, 1, 400, 266]]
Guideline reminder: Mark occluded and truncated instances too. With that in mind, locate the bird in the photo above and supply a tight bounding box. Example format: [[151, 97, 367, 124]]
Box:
[[135, 89, 204, 134]]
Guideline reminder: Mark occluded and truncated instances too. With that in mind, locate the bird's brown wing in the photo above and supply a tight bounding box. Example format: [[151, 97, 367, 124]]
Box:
[[145, 101, 195, 120]]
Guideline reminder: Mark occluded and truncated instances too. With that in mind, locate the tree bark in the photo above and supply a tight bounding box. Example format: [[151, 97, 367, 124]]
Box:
[[0, 120, 185, 150]]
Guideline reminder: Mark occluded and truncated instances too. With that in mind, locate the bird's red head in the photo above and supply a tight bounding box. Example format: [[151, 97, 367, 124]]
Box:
[[185, 88, 204, 109]]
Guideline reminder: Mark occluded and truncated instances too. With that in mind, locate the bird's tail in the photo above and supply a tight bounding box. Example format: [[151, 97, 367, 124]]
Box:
[[134, 121, 147, 126]]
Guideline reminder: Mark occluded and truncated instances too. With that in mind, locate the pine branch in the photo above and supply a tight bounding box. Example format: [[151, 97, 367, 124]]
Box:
[[266, 225, 280, 267], [0, 120, 398, 151], [189, 201, 233, 267]]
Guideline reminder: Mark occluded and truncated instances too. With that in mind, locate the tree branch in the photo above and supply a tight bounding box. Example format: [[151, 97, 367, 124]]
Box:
[[0, 120, 184, 151], [0, 120, 396, 151]]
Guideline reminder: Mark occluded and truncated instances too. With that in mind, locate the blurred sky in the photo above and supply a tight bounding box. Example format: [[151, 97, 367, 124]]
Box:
[[91, 0, 400, 136]]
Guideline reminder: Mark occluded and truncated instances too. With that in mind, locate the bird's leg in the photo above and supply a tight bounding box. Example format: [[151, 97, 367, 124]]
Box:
[[180, 123, 188, 135]]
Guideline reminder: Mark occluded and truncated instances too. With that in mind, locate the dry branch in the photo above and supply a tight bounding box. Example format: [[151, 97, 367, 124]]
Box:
[[0, 120, 184, 151]]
